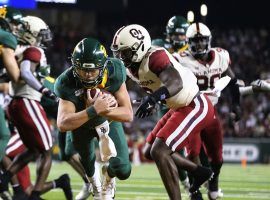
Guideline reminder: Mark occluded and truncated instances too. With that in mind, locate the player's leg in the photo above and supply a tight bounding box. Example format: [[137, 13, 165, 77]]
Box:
[[60, 131, 90, 200], [7, 98, 53, 200], [201, 116, 223, 200], [0, 107, 11, 197], [151, 94, 215, 199], [102, 122, 131, 199], [72, 129, 101, 200]]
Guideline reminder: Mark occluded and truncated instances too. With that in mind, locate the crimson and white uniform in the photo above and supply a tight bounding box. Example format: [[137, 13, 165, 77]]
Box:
[[171, 47, 229, 163], [8, 47, 52, 151], [128, 46, 216, 154], [6, 131, 31, 191]]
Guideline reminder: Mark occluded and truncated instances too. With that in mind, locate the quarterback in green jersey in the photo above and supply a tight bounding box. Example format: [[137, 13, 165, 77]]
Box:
[[55, 37, 133, 200]]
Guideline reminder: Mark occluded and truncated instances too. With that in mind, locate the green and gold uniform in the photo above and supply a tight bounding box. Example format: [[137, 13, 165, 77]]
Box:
[[0, 29, 17, 161], [55, 58, 131, 179]]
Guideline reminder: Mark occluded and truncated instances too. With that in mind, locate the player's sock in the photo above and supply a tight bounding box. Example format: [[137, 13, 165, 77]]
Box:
[[12, 184, 24, 194], [12, 184, 28, 200], [189, 166, 213, 193], [29, 191, 43, 200], [55, 174, 73, 200], [0, 171, 12, 192]]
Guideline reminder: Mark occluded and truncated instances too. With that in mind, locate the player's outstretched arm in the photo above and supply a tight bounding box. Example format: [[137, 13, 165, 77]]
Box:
[[57, 98, 94, 132], [97, 83, 133, 122], [2, 47, 20, 82]]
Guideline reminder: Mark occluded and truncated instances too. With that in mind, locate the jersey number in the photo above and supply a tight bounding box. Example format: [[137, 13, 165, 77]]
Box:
[[197, 74, 220, 89]]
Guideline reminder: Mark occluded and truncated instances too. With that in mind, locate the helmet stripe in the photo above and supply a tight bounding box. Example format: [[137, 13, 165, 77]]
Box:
[[196, 22, 200, 33], [113, 26, 125, 46]]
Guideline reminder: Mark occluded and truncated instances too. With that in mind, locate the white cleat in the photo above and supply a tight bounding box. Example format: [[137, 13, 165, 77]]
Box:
[[75, 183, 93, 200], [101, 165, 116, 200], [89, 169, 102, 200], [208, 188, 223, 200]]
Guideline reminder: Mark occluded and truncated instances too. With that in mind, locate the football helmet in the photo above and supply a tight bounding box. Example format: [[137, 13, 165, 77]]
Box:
[[71, 37, 108, 88], [166, 16, 189, 49], [16, 16, 52, 48], [111, 24, 151, 68], [186, 22, 212, 59], [0, 6, 22, 32]]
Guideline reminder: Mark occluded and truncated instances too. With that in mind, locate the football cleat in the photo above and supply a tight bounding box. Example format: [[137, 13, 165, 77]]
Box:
[[89, 170, 102, 200], [57, 174, 73, 200], [75, 183, 93, 200], [189, 190, 203, 200], [101, 165, 116, 200]]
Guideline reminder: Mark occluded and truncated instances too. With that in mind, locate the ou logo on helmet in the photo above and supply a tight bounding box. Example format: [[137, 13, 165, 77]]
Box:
[[129, 29, 144, 40]]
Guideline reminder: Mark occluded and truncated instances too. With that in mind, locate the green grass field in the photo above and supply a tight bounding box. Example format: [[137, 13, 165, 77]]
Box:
[[30, 162, 270, 200]]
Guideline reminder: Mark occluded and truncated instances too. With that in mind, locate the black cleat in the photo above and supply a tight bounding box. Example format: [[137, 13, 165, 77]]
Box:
[[27, 195, 44, 200], [12, 191, 28, 200], [57, 174, 73, 200], [189, 166, 213, 193], [189, 190, 203, 200]]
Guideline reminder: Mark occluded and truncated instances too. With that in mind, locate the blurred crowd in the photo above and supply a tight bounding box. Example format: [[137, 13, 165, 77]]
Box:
[[45, 25, 270, 144]]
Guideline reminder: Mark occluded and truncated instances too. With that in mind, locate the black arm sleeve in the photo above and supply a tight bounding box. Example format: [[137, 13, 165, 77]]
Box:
[[227, 78, 240, 106]]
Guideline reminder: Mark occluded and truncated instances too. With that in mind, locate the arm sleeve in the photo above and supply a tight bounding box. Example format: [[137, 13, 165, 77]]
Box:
[[239, 86, 253, 95], [20, 60, 43, 91], [227, 77, 240, 105]]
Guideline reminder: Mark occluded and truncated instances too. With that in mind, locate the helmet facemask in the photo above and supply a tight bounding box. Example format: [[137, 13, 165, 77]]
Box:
[[111, 42, 143, 68], [72, 58, 107, 88], [188, 34, 211, 59]]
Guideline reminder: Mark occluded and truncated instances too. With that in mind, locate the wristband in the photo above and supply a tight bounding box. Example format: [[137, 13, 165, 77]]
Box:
[[38, 86, 45, 93], [151, 86, 171, 102], [86, 106, 97, 119]]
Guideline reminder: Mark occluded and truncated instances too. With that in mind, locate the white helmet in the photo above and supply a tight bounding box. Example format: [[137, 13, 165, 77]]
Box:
[[186, 22, 212, 58], [17, 16, 52, 47], [111, 24, 151, 68]]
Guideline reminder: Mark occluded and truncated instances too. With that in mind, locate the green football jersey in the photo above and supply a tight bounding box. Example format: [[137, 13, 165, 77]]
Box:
[[54, 57, 126, 128], [0, 29, 17, 72]]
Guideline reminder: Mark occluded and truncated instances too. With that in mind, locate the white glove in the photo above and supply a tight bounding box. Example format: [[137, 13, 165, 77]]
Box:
[[95, 120, 117, 162]]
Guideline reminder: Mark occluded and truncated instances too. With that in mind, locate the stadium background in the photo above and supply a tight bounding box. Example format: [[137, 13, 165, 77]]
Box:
[[2, 0, 270, 164]]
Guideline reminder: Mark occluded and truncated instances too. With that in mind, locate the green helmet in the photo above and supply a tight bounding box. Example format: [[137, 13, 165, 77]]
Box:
[[166, 16, 189, 49], [151, 38, 172, 51], [0, 6, 22, 32], [72, 37, 108, 88]]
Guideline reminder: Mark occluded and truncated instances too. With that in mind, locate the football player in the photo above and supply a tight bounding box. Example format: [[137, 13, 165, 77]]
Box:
[[173, 22, 241, 200], [55, 37, 133, 200], [111, 24, 222, 200], [0, 16, 58, 200], [150, 16, 191, 193], [0, 6, 21, 199]]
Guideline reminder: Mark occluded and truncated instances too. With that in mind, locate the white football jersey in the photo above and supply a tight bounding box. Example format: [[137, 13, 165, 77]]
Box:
[[10, 45, 46, 101], [127, 46, 199, 109], [174, 48, 230, 105]]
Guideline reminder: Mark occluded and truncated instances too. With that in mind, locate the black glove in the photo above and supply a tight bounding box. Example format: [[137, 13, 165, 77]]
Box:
[[39, 86, 58, 102], [135, 95, 157, 118], [231, 105, 241, 122]]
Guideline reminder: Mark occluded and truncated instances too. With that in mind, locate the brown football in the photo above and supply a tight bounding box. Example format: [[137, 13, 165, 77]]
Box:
[[87, 88, 118, 107]]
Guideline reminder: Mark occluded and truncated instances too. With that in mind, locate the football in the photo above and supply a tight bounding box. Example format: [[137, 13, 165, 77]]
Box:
[[86, 88, 118, 108]]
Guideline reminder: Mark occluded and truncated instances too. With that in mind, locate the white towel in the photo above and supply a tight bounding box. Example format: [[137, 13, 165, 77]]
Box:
[[95, 120, 117, 162]]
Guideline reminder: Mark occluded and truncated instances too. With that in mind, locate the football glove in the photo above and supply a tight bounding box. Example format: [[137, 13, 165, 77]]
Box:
[[135, 95, 157, 118]]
